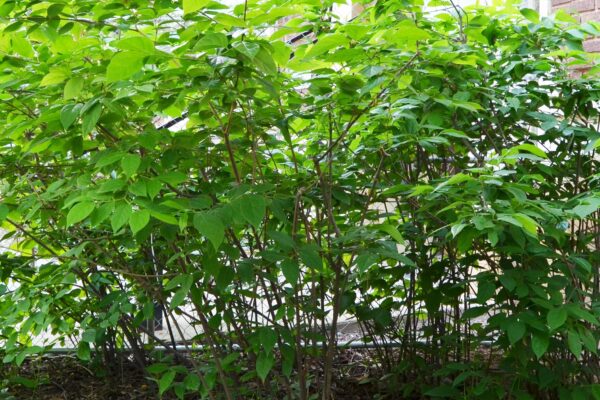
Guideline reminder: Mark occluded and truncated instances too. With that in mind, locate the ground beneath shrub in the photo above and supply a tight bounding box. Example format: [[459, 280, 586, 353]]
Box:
[[1, 356, 152, 400], [0, 350, 407, 400]]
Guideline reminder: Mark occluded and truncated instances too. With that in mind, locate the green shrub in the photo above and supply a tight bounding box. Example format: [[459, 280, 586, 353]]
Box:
[[0, 0, 599, 398]]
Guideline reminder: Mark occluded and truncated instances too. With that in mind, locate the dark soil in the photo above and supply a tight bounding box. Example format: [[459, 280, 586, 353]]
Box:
[[1, 356, 153, 399], [0, 350, 398, 400]]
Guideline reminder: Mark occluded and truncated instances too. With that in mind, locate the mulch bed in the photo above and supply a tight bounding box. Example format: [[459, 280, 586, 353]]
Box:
[[1, 349, 400, 400], [1, 356, 154, 400]]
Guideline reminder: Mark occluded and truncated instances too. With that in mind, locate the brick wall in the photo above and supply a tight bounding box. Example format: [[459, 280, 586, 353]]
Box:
[[552, 0, 600, 52], [553, 0, 596, 16]]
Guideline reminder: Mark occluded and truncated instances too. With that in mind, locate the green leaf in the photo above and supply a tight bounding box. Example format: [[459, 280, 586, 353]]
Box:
[[378, 224, 404, 244], [0, 204, 9, 222], [305, 33, 349, 59], [64, 77, 84, 99], [568, 331, 582, 360], [240, 194, 266, 227], [111, 203, 132, 233], [268, 231, 295, 250], [149, 210, 178, 225], [129, 180, 147, 197], [143, 302, 154, 320], [121, 154, 141, 177], [147, 179, 162, 200], [67, 202, 95, 226], [506, 143, 548, 159], [434, 173, 472, 192], [572, 200, 600, 219], [113, 36, 155, 54], [233, 41, 261, 59], [507, 319, 526, 344], [299, 245, 322, 270], [499, 275, 516, 292], [271, 41, 291, 66], [451, 223, 466, 238], [254, 47, 277, 75], [397, 74, 412, 89], [513, 143, 548, 159], [184, 374, 200, 391], [453, 100, 482, 112], [82, 103, 102, 134], [129, 209, 151, 234], [147, 363, 169, 375], [193, 212, 225, 250], [394, 19, 431, 42], [77, 342, 90, 361], [9, 376, 37, 389], [356, 253, 376, 273], [165, 274, 193, 291], [547, 308, 567, 331], [281, 260, 299, 285], [11, 35, 34, 58], [214, 13, 246, 27], [106, 52, 144, 82], [497, 214, 522, 229], [520, 8, 540, 23], [96, 151, 126, 168], [259, 327, 278, 353], [81, 329, 96, 343], [157, 172, 188, 186], [513, 213, 538, 237], [256, 352, 274, 382], [532, 333, 549, 359], [423, 385, 460, 398], [195, 33, 228, 50], [170, 287, 189, 309], [159, 370, 176, 395], [215, 266, 234, 290], [567, 304, 599, 325], [580, 328, 597, 354], [0, 2, 14, 17], [41, 69, 69, 86], [183, 0, 210, 15], [61, 104, 81, 130], [476, 280, 495, 303]]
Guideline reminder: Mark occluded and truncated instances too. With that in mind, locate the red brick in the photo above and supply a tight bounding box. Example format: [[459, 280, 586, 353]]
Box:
[[584, 38, 600, 52], [557, 0, 595, 12], [351, 3, 364, 18], [580, 10, 600, 22], [552, 7, 582, 21]]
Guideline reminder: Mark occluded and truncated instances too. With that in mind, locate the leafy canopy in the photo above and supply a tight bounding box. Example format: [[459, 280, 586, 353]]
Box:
[[0, 0, 600, 398]]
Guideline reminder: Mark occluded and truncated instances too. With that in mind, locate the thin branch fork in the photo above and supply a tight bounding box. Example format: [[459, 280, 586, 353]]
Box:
[[316, 51, 420, 162]]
